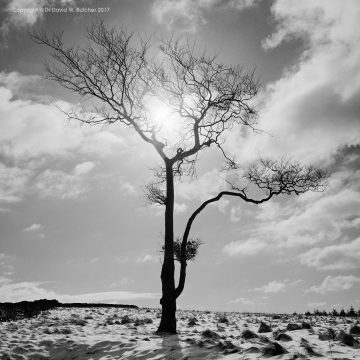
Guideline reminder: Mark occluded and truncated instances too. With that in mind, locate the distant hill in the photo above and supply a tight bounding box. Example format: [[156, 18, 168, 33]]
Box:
[[0, 299, 138, 322]]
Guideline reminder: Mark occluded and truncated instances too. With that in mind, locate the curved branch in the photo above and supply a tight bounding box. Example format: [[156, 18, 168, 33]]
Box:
[[175, 189, 275, 298], [175, 159, 327, 298]]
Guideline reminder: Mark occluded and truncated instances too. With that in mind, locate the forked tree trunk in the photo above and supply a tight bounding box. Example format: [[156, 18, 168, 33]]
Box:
[[156, 162, 177, 333]]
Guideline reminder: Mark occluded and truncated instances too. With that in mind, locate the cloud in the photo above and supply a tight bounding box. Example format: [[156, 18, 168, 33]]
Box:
[[35, 169, 87, 199], [176, 169, 226, 201], [1, 0, 93, 36], [241, 167, 360, 255], [0, 72, 126, 203], [299, 237, 360, 271], [233, 0, 360, 164], [137, 254, 157, 263], [0, 163, 30, 203], [253, 280, 286, 294], [152, 0, 259, 32], [0, 280, 158, 302], [0, 253, 15, 279], [0, 71, 42, 99], [58, 290, 159, 303], [0, 281, 58, 302], [23, 223, 43, 232], [73, 161, 95, 176], [109, 277, 133, 288], [230, 206, 242, 222], [2, 0, 46, 31], [0, 81, 124, 160], [252, 279, 303, 294], [174, 202, 187, 213], [307, 302, 326, 308], [0, 252, 157, 303], [306, 275, 360, 294], [120, 181, 137, 196], [223, 238, 267, 256], [229, 296, 254, 306]]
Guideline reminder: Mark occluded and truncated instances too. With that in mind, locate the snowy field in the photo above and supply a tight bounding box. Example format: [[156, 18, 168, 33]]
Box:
[[1, 307, 359, 359]]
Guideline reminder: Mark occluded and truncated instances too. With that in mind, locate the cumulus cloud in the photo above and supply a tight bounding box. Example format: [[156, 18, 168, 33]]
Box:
[[0, 71, 42, 99], [299, 238, 360, 271], [0, 280, 158, 302], [109, 277, 133, 288], [307, 302, 326, 308], [0, 163, 30, 203], [306, 275, 360, 294], [0, 253, 14, 279], [252, 279, 303, 294], [137, 254, 157, 263], [1, 0, 93, 36], [23, 223, 43, 232], [73, 161, 95, 176], [35, 169, 87, 199], [176, 169, 226, 201], [152, 0, 259, 32], [229, 296, 254, 306], [120, 181, 137, 196], [58, 290, 159, 303], [240, 166, 360, 258], [0, 72, 126, 203], [253, 280, 286, 293], [0, 252, 158, 302], [2, 0, 46, 31], [174, 202, 187, 213], [223, 238, 267, 256], [233, 0, 360, 164], [229, 206, 242, 222]]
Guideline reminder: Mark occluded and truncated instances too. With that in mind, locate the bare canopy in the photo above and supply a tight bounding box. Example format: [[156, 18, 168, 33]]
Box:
[[31, 21, 327, 334]]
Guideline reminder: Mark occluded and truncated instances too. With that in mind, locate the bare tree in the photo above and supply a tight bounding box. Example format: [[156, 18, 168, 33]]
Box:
[[31, 22, 327, 334]]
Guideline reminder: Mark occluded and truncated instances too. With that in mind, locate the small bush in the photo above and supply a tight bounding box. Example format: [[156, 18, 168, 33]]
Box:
[[218, 315, 229, 325], [188, 317, 198, 326], [120, 315, 132, 324]]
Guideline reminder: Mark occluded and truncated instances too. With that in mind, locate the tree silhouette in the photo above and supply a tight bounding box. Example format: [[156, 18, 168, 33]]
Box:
[[31, 21, 327, 333]]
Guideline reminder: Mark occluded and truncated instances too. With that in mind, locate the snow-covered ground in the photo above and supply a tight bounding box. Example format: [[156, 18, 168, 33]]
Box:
[[1, 307, 359, 359]]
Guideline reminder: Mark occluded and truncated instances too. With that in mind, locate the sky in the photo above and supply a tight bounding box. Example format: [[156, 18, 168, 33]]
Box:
[[0, 0, 359, 313]]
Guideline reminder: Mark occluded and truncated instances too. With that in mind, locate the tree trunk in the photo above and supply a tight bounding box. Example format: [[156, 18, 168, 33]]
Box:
[[156, 161, 177, 334]]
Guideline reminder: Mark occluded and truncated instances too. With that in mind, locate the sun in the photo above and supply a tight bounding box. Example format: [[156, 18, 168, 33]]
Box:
[[146, 96, 180, 141]]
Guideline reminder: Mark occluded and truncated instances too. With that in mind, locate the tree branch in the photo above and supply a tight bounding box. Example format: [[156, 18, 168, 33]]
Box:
[[175, 158, 327, 298]]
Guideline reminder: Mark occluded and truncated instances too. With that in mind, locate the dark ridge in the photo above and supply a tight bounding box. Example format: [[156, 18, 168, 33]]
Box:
[[60, 303, 138, 309], [0, 299, 138, 322]]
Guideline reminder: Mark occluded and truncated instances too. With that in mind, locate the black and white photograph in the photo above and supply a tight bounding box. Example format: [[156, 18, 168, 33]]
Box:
[[0, 0, 359, 358]]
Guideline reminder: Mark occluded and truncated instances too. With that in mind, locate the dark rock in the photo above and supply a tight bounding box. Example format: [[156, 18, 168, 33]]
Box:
[[259, 335, 271, 343], [301, 322, 312, 329], [202, 329, 220, 340], [241, 329, 258, 339], [245, 346, 260, 353], [350, 324, 360, 335], [319, 328, 336, 341], [218, 315, 229, 325], [120, 315, 132, 324], [274, 332, 292, 341], [300, 337, 322, 357], [262, 341, 288, 356], [287, 323, 302, 331], [188, 317, 198, 326], [217, 340, 239, 353], [258, 321, 272, 333], [337, 330, 358, 346]]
